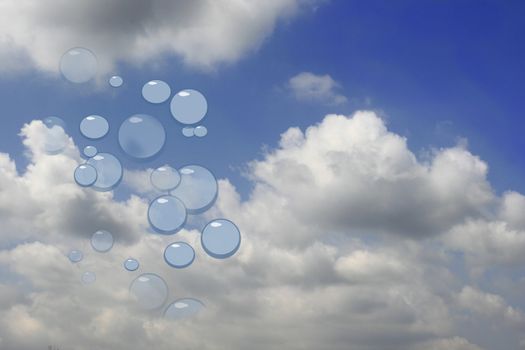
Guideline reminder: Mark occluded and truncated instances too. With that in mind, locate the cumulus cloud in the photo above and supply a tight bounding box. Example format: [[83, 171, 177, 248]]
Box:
[[288, 72, 348, 104]]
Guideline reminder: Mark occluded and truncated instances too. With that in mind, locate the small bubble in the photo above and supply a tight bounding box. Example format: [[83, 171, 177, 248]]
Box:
[[83, 145, 98, 158], [148, 195, 186, 234], [43, 116, 68, 155], [124, 258, 139, 271], [68, 249, 83, 263], [150, 166, 181, 192], [80, 115, 109, 140], [129, 273, 168, 310], [86, 152, 123, 191], [170, 165, 217, 214], [118, 114, 166, 159], [182, 127, 194, 137], [74, 164, 98, 187], [201, 219, 241, 259], [60, 47, 97, 83], [170, 89, 208, 125], [194, 125, 208, 137], [142, 80, 171, 104], [109, 75, 123, 87], [164, 242, 195, 268], [91, 230, 114, 253], [164, 298, 205, 320], [81, 271, 96, 284]]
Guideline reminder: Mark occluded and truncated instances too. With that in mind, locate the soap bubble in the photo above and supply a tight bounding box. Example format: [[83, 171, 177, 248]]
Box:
[[164, 298, 205, 320], [142, 80, 171, 104], [91, 230, 114, 253], [74, 164, 98, 187], [86, 153, 123, 191], [194, 125, 208, 137], [118, 114, 166, 160], [43, 116, 68, 155], [150, 166, 181, 192], [124, 258, 139, 271], [164, 242, 195, 268], [170, 89, 208, 125], [109, 75, 123, 87], [182, 127, 194, 137], [170, 165, 217, 214], [68, 249, 83, 263], [201, 219, 241, 259], [148, 195, 186, 234], [129, 273, 168, 310], [80, 115, 109, 139], [81, 271, 96, 284], [60, 47, 97, 83], [83, 145, 98, 158]]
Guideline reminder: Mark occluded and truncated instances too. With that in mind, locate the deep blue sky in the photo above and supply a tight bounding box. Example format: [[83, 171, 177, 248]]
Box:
[[1, 0, 524, 199]]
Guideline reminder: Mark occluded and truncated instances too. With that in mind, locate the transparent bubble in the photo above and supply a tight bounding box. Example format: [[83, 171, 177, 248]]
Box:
[[170, 165, 217, 214], [148, 195, 186, 234], [80, 115, 109, 140], [129, 273, 168, 310], [142, 80, 171, 104], [86, 153, 123, 191], [194, 125, 208, 137], [164, 242, 195, 268], [43, 116, 68, 155], [124, 258, 139, 271], [109, 75, 123, 87], [91, 230, 114, 253], [182, 127, 194, 137], [83, 145, 98, 158], [170, 89, 208, 125], [81, 271, 96, 284], [60, 47, 97, 83], [150, 166, 181, 192], [164, 298, 205, 320], [201, 219, 241, 259], [68, 249, 83, 263], [118, 114, 166, 159], [74, 164, 98, 187]]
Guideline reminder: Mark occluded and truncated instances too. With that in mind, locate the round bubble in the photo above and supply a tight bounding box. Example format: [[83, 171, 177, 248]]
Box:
[[194, 125, 208, 137], [164, 298, 205, 320], [142, 80, 171, 104], [201, 219, 241, 259], [170, 165, 217, 214], [124, 258, 139, 271], [148, 195, 186, 234], [182, 127, 194, 137], [81, 271, 96, 284], [151, 166, 181, 192], [83, 145, 98, 158], [60, 47, 97, 83], [109, 75, 123, 87], [43, 117, 68, 155], [164, 242, 195, 268], [91, 230, 114, 253], [129, 273, 168, 310], [74, 164, 98, 187], [68, 249, 83, 263], [80, 115, 109, 140], [118, 114, 166, 159], [170, 89, 208, 125], [86, 153, 123, 191]]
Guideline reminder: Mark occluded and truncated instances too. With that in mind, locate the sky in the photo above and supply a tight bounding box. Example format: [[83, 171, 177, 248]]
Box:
[[0, 1, 525, 349]]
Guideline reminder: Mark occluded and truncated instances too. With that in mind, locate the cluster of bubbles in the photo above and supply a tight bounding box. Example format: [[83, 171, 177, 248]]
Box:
[[56, 47, 241, 321]]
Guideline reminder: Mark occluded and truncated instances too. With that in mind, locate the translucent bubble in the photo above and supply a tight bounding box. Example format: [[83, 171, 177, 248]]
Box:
[[68, 249, 83, 263], [80, 115, 109, 140], [129, 273, 168, 310], [182, 127, 194, 137], [124, 258, 139, 271], [194, 125, 208, 137], [81, 271, 96, 284], [201, 219, 241, 259], [86, 153, 123, 191], [164, 298, 205, 320], [170, 165, 217, 214], [118, 114, 166, 159], [109, 75, 123, 87], [148, 195, 186, 234], [142, 80, 171, 104], [150, 166, 181, 192], [164, 242, 195, 268], [170, 89, 208, 125], [83, 145, 98, 158], [43, 116, 68, 155], [91, 230, 114, 253], [74, 164, 98, 187], [60, 47, 97, 83]]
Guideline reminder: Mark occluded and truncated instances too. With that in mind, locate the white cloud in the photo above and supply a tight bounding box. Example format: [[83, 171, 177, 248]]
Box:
[[288, 72, 348, 104]]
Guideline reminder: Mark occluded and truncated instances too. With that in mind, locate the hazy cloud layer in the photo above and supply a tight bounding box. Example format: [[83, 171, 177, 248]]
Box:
[[288, 72, 348, 104]]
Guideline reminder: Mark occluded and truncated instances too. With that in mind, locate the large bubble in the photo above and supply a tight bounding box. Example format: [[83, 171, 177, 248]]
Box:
[[60, 47, 97, 83], [91, 230, 114, 253], [118, 114, 166, 160], [201, 219, 241, 259], [142, 80, 171, 104], [150, 166, 181, 192], [86, 153, 123, 191], [43, 116, 68, 155], [170, 165, 218, 214], [124, 258, 139, 272], [74, 164, 98, 187], [164, 298, 205, 320], [170, 89, 208, 125], [148, 195, 187, 234], [80, 115, 109, 139], [164, 242, 195, 268], [129, 273, 168, 310]]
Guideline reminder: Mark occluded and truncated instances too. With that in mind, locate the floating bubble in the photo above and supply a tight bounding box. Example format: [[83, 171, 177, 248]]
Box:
[[109, 75, 123, 87], [68, 249, 83, 263], [142, 80, 171, 104], [182, 127, 194, 137], [194, 125, 208, 137], [170, 89, 208, 125], [170, 165, 217, 214], [148, 195, 186, 234], [83, 145, 98, 158], [74, 164, 97, 187], [80, 115, 109, 140], [91, 230, 114, 253], [164, 242, 195, 268], [201, 219, 241, 259], [86, 152, 123, 191], [124, 258, 139, 271], [60, 47, 97, 83], [164, 298, 205, 320], [118, 114, 166, 159], [81, 271, 96, 284], [43, 116, 68, 155], [129, 273, 168, 310], [150, 166, 180, 192]]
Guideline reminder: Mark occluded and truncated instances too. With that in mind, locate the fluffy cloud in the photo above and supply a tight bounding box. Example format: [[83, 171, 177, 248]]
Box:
[[288, 72, 348, 104]]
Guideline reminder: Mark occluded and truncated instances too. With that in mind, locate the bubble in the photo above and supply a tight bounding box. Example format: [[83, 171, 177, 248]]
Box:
[[68, 249, 83, 263], [124, 258, 139, 272], [83, 145, 98, 158], [164, 242, 195, 268], [129, 273, 168, 310], [91, 230, 114, 253], [74, 164, 98, 187], [148, 195, 186, 234], [43, 116, 68, 155], [80, 115, 109, 140], [182, 127, 194, 137], [60, 47, 97, 83], [81, 271, 96, 284], [109, 75, 123, 87], [164, 298, 205, 320], [150, 166, 181, 192], [194, 125, 208, 137], [86, 153, 123, 191], [118, 114, 166, 159], [170, 165, 217, 214], [201, 219, 241, 259], [142, 80, 171, 104], [170, 89, 208, 125]]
